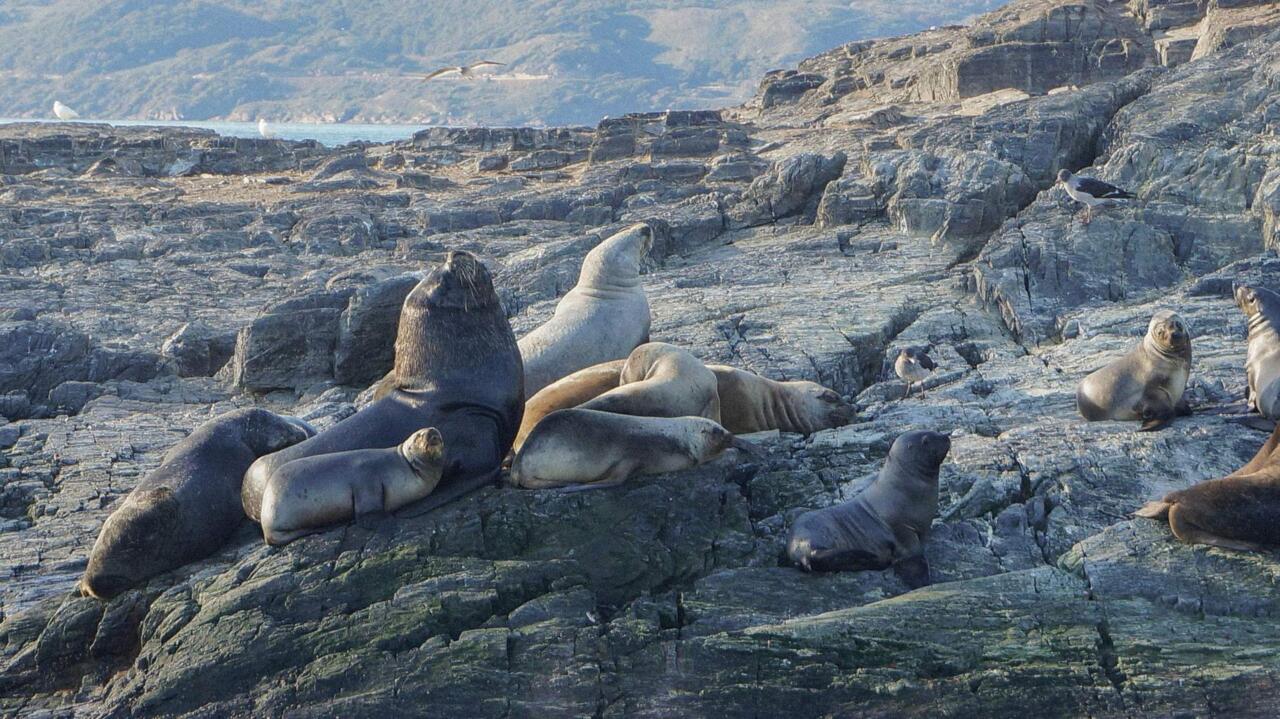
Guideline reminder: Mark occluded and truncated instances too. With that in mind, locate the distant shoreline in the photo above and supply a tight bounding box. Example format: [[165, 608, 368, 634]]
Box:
[[0, 117, 429, 147]]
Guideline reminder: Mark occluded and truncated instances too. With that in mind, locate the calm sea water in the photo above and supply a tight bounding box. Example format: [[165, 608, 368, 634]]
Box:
[[0, 118, 426, 147]]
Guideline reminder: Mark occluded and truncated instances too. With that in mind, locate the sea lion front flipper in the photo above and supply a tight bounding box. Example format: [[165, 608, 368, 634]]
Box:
[[1139, 416, 1172, 432], [1175, 397, 1193, 417], [892, 556, 931, 589]]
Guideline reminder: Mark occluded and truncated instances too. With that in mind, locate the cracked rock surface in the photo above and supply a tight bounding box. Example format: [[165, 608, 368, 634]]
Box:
[[5, 1, 1280, 716]]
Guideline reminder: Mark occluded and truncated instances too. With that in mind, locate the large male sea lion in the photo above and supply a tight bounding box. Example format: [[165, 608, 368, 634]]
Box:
[[787, 430, 950, 588], [708, 365, 853, 434], [1076, 309, 1192, 431], [243, 251, 523, 521], [259, 427, 446, 545], [518, 223, 652, 396], [1135, 424, 1280, 551], [579, 342, 720, 421], [509, 409, 752, 490], [1235, 284, 1280, 420], [80, 408, 314, 599], [514, 359, 624, 453]]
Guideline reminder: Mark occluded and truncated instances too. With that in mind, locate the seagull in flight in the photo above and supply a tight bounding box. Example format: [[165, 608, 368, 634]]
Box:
[[52, 101, 80, 121], [421, 61, 505, 81], [1057, 169, 1135, 224]]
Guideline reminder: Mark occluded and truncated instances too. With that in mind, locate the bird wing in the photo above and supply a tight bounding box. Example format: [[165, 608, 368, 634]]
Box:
[[1075, 176, 1134, 199], [917, 353, 938, 370], [421, 68, 459, 81], [468, 60, 506, 68]]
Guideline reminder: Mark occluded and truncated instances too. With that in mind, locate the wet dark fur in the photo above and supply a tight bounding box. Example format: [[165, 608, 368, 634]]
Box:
[[81, 408, 310, 599], [245, 252, 523, 519]]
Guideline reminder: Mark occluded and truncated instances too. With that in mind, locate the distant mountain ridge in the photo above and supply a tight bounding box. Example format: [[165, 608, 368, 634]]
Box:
[[0, 0, 1004, 125]]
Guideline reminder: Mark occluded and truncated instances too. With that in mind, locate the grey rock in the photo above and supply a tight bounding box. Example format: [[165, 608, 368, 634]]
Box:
[[160, 321, 237, 377], [727, 151, 847, 228]]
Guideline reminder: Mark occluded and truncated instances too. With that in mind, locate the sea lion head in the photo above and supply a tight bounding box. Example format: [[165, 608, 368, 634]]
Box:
[[887, 430, 950, 478], [792, 381, 856, 430], [411, 251, 498, 312], [79, 487, 183, 600], [401, 426, 446, 481], [1146, 309, 1190, 355], [581, 223, 652, 288], [1235, 284, 1280, 324]]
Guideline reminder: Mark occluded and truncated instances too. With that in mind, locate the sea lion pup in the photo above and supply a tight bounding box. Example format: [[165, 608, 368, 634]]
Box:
[[1076, 309, 1192, 431], [787, 430, 950, 589], [579, 342, 720, 422], [707, 365, 854, 434], [243, 251, 523, 521], [513, 359, 624, 453], [80, 408, 314, 599], [1135, 425, 1280, 551], [1235, 284, 1280, 420], [259, 428, 446, 545], [518, 223, 652, 396], [509, 409, 755, 490]]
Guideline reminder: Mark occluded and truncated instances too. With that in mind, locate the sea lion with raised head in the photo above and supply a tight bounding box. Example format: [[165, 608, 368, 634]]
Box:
[[518, 223, 652, 396], [259, 427, 446, 545], [509, 408, 755, 490], [579, 342, 720, 421], [707, 365, 853, 434], [1076, 309, 1192, 431], [513, 359, 624, 453], [787, 430, 950, 588], [243, 251, 523, 521], [1135, 424, 1280, 551], [80, 408, 314, 599], [1235, 284, 1280, 420]]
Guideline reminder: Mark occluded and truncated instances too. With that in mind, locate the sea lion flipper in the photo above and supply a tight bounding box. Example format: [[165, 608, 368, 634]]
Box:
[[1138, 416, 1171, 432], [1175, 397, 1193, 417], [1133, 500, 1171, 519], [395, 469, 500, 518], [558, 478, 627, 493], [892, 556, 931, 589]]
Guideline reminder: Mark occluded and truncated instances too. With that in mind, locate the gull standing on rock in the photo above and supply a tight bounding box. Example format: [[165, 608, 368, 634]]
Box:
[[421, 61, 505, 81], [52, 101, 80, 121], [1057, 169, 1135, 224], [258, 118, 276, 138], [895, 348, 937, 399]]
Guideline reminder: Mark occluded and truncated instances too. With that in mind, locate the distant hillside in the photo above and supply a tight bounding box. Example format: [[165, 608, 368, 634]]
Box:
[[0, 0, 1005, 125]]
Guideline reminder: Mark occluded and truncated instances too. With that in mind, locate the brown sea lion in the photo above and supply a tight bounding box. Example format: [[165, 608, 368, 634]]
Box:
[[1076, 309, 1192, 431], [579, 342, 720, 421], [243, 251, 523, 521]]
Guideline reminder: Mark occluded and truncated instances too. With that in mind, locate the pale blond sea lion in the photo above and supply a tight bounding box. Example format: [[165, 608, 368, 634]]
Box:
[[579, 342, 720, 421], [514, 359, 624, 453], [707, 365, 853, 434]]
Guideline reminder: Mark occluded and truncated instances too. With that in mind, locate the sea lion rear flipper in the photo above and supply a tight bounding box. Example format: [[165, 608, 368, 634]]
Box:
[[395, 469, 500, 518], [1133, 500, 1171, 519], [1226, 415, 1278, 433], [558, 478, 627, 493], [892, 556, 931, 590]]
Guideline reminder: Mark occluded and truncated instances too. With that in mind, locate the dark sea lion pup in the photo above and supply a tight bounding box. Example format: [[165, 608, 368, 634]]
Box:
[[788, 430, 950, 589], [1235, 284, 1280, 420], [1135, 424, 1280, 551], [243, 251, 523, 521], [1076, 309, 1191, 431], [80, 408, 315, 599]]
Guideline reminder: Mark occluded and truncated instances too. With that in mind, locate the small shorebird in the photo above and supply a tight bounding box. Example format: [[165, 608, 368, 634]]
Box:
[[421, 61, 505, 81], [895, 348, 937, 399], [1057, 169, 1135, 224], [52, 101, 79, 121]]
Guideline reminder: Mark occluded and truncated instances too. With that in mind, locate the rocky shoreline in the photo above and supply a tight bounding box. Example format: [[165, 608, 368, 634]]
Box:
[[4, 0, 1280, 716]]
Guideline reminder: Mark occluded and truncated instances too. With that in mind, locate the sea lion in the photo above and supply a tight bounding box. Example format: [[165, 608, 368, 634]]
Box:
[[1076, 309, 1192, 431], [787, 430, 950, 589], [1135, 425, 1280, 551], [243, 251, 523, 521], [514, 359, 624, 453], [707, 365, 854, 434], [509, 408, 753, 490], [259, 427, 446, 545], [518, 223, 652, 396], [80, 408, 315, 599], [1234, 284, 1280, 419], [579, 342, 720, 421]]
